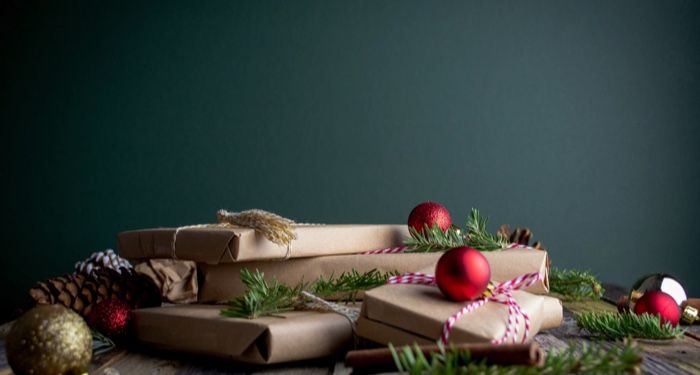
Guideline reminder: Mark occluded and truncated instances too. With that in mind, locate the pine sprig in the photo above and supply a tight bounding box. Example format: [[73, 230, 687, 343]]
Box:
[[465, 208, 510, 251], [549, 267, 604, 301], [575, 311, 684, 340], [221, 268, 397, 319], [404, 208, 509, 252], [390, 340, 642, 375], [221, 269, 304, 319], [311, 269, 400, 302], [404, 225, 468, 253]]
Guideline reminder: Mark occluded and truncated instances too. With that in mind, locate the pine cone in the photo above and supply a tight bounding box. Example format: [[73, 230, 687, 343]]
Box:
[[498, 225, 546, 251], [75, 249, 132, 275], [28, 267, 161, 317]]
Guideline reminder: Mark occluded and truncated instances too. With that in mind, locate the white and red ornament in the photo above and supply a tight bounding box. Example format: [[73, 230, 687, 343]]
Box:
[[408, 201, 452, 233], [435, 247, 491, 301], [633, 290, 681, 326]]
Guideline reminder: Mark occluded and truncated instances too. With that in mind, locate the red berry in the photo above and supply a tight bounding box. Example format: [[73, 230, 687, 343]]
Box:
[[633, 291, 681, 326], [408, 201, 452, 233], [435, 247, 491, 301]]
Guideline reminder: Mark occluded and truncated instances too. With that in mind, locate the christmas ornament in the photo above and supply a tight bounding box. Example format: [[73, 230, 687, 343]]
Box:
[[633, 291, 681, 326], [28, 267, 161, 317], [6, 305, 92, 375], [75, 248, 132, 275], [630, 273, 686, 305], [435, 246, 490, 301], [408, 201, 452, 233], [623, 273, 697, 324], [88, 298, 132, 338]]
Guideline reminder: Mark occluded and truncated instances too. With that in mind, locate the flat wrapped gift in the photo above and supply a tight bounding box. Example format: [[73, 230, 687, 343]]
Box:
[[133, 304, 353, 364], [357, 295, 563, 346], [198, 248, 550, 303], [119, 224, 408, 263], [355, 267, 562, 345]]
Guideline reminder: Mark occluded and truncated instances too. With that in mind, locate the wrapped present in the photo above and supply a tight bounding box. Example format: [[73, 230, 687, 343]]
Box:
[[119, 224, 409, 263], [132, 304, 354, 364], [198, 248, 550, 303], [357, 295, 563, 346], [356, 267, 563, 345]]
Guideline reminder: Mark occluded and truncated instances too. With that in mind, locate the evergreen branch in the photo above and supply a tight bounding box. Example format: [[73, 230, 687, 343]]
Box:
[[465, 208, 510, 251], [390, 339, 642, 374], [403, 208, 509, 252], [222, 268, 397, 319], [221, 269, 303, 319], [549, 267, 604, 301], [575, 311, 684, 340], [404, 225, 467, 252], [311, 269, 400, 302]]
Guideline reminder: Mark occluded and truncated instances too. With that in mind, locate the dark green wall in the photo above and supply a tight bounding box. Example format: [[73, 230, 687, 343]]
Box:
[[3, 1, 700, 318]]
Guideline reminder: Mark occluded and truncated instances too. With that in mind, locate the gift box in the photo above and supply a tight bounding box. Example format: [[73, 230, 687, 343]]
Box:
[[132, 304, 354, 364], [355, 267, 563, 345], [356, 295, 563, 346], [198, 248, 550, 303], [119, 224, 408, 263]]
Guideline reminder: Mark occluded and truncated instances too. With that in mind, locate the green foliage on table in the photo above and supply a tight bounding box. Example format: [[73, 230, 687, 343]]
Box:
[[575, 311, 684, 340], [390, 340, 642, 374]]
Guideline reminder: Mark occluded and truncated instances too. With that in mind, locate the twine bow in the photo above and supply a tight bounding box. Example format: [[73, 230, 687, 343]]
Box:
[[217, 209, 297, 246], [387, 271, 541, 345]]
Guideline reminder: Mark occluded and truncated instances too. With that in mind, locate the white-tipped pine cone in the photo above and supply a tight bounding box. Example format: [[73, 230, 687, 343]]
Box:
[[74, 249, 132, 275]]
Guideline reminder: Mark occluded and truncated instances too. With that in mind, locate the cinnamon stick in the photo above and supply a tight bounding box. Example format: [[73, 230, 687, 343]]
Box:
[[344, 342, 544, 373]]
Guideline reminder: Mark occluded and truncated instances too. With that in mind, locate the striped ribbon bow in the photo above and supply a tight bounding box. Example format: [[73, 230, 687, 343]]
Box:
[[386, 271, 541, 345]]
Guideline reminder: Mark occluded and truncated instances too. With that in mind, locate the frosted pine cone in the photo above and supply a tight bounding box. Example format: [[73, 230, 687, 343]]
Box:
[[75, 249, 132, 275]]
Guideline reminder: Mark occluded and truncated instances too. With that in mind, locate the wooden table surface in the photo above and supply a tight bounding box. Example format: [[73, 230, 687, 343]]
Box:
[[1, 284, 699, 375]]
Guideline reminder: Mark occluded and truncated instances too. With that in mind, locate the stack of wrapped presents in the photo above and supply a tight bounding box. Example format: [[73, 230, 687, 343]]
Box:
[[118, 211, 563, 365]]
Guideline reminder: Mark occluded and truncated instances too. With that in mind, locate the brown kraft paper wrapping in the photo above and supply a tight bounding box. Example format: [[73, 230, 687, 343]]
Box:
[[356, 266, 562, 344], [198, 249, 550, 303], [118, 224, 409, 263], [357, 295, 563, 346], [133, 305, 353, 364], [134, 259, 198, 304]]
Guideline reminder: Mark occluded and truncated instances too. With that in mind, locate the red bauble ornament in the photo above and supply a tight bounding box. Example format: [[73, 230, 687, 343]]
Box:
[[408, 201, 452, 233], [87, 298, 132, 338], [435, 247, 491, 301], [633, 291, 681, 326]]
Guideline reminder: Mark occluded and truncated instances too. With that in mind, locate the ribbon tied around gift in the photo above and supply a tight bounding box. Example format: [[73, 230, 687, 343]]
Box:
[[387, 271, 542, 345]]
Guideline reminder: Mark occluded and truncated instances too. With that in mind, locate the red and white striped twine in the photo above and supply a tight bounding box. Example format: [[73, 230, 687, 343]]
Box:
[[363, 243, 532, 254], [387, 271, 541, 346], [362, 245, 413, 254]]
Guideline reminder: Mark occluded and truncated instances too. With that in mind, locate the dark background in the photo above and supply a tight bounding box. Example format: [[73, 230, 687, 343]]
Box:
[[2, 1, 699, 320]]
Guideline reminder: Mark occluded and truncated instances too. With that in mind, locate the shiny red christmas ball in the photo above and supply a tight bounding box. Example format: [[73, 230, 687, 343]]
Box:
[[408, 201, 452, 233], [633, 291, 681, 326], [435, 247, 491, 301], [87, 298, 132, 338]]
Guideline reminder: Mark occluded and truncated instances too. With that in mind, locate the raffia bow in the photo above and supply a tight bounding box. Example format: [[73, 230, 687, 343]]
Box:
[[387, 271, 542, 345], [217, 209, 297, 246]]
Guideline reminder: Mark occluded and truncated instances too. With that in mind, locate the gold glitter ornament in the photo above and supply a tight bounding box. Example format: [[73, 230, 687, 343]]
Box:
[[6, 305, 92, 375]]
